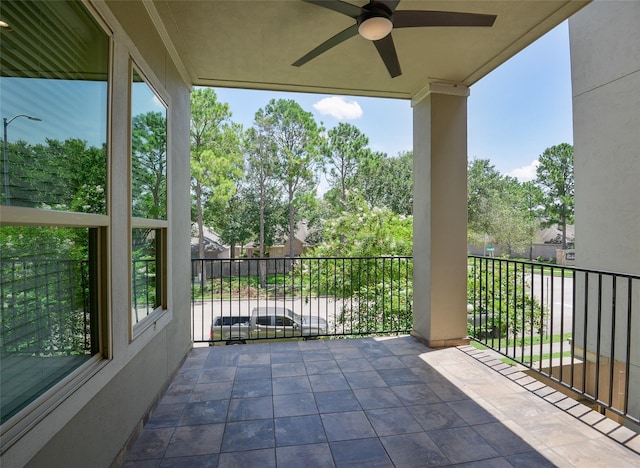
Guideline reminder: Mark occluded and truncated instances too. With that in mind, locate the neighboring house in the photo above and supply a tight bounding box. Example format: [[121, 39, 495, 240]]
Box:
[[468, 224, 575, 260], [237, 221, 313, 258], [190, 226, 230, 259]]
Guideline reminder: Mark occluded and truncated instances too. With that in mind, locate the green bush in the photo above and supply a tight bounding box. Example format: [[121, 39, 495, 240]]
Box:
[[467, 259, 544, 340]]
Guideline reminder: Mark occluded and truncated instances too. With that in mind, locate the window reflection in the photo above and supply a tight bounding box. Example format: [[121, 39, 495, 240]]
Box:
[[132, 228, 162, 323], [0, 0, 108, 424], [0, 225, 97, 424], [131, 69, 167, 220], [0, 1, 108, 212], [130, 67, 167, 328]]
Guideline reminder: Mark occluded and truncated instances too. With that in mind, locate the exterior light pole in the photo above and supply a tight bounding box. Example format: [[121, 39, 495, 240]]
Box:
[[3, 114, 42, 205]]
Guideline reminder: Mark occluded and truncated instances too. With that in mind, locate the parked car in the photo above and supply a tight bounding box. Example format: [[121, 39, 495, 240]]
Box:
[[209, 315, 251, 344], [255, 306, 328, 332], [209, 306, 327, 345]]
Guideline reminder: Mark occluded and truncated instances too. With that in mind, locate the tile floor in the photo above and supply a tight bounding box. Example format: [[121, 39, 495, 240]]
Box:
[[123, 336, 640, 467]]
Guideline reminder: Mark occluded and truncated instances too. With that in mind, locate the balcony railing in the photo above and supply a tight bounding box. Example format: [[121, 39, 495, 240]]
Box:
[[0, 258, 95, 424], [191, 256, 413, 344], [468, 255, 640, 427]]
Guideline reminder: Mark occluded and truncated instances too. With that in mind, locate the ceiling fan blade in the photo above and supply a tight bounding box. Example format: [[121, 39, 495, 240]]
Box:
[[393, 10, 497, 28], [373, 34, 401, 78], [376, 0, 401, 13], [292, 24, 359, 67], [303, 0, 363, 19]]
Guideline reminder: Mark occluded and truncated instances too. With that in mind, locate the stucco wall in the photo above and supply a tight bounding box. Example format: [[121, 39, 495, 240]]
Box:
[[569, 0, 640, 422], [2, 2, 192, 467], [570, 0, 640, 274]]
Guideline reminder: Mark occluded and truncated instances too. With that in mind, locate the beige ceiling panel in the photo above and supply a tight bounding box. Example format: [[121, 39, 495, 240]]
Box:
[[140, 0, 590, 98]]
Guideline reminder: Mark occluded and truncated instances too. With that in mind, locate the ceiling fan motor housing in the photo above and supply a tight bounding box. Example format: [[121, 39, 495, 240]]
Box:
[[357, 2, 394, 40]]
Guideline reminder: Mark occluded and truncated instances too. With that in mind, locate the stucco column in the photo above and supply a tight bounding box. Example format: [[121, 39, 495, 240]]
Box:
[[411, 83, 469, 348]]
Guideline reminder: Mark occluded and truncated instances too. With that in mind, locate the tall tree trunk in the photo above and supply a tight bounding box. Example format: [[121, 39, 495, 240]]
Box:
[[288, 192, 295, 259], [561, 207, 567, 250], [195, 181, 207, 286], [259, 179, 266, 288]]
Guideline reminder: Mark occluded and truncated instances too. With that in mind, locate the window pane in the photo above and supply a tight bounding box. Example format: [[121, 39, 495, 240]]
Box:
[[131, 69, 167, 220], [132, 228, 162, 324], [0, 0, 108, 212], [0, 226, 97, 424]]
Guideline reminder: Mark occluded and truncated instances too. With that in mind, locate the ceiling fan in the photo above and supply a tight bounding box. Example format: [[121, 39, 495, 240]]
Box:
[[292, 0, 497, 78]]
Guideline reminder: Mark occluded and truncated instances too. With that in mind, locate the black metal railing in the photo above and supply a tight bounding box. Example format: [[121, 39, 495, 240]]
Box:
[[0, 258, 95, 424], [191, 256, 413, 344], [0, 259, 92, 356], [132, 258, 159, 323], [468, 255, 640, 426]]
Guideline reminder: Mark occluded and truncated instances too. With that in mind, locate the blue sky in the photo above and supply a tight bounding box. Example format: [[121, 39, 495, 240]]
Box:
[[215, 21, 573, 182]]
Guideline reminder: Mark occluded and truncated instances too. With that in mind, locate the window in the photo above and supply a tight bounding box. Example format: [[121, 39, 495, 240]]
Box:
[[256, 316, 272, 326], [275, 316, 295, 327], [130, 66, 168, 331], [0, 1, 109, 424]]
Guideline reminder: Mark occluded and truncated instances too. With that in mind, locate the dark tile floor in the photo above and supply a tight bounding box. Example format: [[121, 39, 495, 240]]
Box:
[[123, 336, 640, 467]]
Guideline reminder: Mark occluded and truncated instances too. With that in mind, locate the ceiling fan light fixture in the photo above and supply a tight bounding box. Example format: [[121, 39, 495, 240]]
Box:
[[358, 16, 393, 41]]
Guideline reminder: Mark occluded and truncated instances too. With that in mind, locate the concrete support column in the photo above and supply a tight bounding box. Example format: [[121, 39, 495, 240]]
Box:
[[411, 83, 469, 348]]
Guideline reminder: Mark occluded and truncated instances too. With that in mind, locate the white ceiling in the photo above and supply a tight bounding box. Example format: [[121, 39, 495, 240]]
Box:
[[147, 0, 589, 99]]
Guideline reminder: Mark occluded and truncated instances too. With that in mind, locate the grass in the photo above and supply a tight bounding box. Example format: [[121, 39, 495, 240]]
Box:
[[504, 332, 572, 347], [522, 350, 573, 365], [471, 334, 574, 366]]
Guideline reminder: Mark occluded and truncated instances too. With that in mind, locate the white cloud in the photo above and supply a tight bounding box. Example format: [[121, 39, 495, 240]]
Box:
[[508, 160, 539, 182], [313, 96, 363, 120]]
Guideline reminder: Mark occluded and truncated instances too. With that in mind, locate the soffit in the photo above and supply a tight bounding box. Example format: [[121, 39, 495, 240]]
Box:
[[148, 0, 589, 99]]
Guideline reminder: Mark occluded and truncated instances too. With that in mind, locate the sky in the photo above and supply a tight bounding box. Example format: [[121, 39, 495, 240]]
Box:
[[214, 21, 573, 183]]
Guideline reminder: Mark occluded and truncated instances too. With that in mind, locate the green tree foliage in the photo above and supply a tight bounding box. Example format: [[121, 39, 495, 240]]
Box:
[[467, 159, 541, 255], [304, 194, 413, 333], [0, 225, 91, 355], [355, 150, 413, 215], [190, 88, 243, 259], [258, 99, 323, 258], [467, 258, 544, 340], [323, 122, 370, 208], [132, 111, 167, 219], [535, 143, 574, 249], [312, 194, 412, 258], [4, 138, 106, 213], [244, 124, 286, 259], [467, 159, 504, 237]]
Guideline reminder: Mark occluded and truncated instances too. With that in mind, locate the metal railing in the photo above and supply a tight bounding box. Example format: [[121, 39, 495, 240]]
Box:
[[191, 256, 413, 344], [0, 259, 92, 356], [468, 255, 640, 426]]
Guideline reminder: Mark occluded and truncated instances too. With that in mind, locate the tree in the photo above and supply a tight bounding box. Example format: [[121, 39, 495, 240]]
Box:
[[535, 143, 574, 249], [467, 159, 541, 255], [490, 177, 540, 256], [258, 99, 323, 258], [211, 185, 254, 258], [467, 158, 504, 238], [190, 88, 242, 261], [519, 181, 544, 259], [244, 124, 285, 257], [306, 194, 413, 332], [354, 151, 413, 215], [324, 122, 370, 208], [132, 111, 167, 219]]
